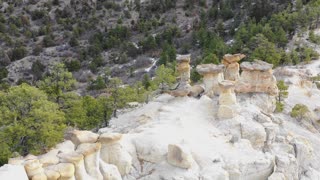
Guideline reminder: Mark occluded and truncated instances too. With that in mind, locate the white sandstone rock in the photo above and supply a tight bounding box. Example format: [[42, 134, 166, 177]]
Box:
[[76, 143, 103, 180], [99, 160, 122, 180], [167, 144, 194, 169], [99, 133, 132, 176]]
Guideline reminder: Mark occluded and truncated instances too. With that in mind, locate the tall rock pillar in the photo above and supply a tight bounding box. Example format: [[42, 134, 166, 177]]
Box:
[[171, 55, 192, 97]]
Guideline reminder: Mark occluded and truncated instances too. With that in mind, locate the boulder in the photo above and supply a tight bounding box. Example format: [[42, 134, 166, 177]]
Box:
[[188, 85, 204, 97], [167, 144, 194, 169]]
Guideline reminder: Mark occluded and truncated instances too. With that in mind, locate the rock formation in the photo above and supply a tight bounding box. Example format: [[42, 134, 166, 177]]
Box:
[[222, 53, 246, 81], [171, 55, 192, 97], [98, 133, 132, 176], [196, 64, 224, 97], [218, 80, 238, 119], [235, 60, 279, 95]]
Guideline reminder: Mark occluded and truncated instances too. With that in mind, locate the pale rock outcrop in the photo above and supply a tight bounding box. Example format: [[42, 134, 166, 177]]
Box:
[[236, 60, 278, 95], [44, 169, 60, 180], [196, 64, 224, 97], [290, 137, 313, 168], [99, 160, 122, 180], [222, 53, 246, 81], [38, 149, 60, 167], [76, 143, 103, 180], [58, 152, 92, 180], [98, 133, 132, 176], [241, 120, 267, 149], [0, 164, 28, 180], [9, 154, 37, 165], [263, 122, 279, 148], [167, 144, 194, 169], [55, 140, 75, 153], [24, 159, 45, 179], [31, 173, 47, 180], [133, 134, 167, 163], [218, 80, 238, 119], [268, 172, 286, 180], [64, 130, 99, 146], [274, 154, 299, 180], [46, 163, 75, 180]]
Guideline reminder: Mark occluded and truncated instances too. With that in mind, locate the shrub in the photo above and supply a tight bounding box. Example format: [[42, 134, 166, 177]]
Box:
[[65, 60, 81, 72], [10, 46, 28, 61], [0, 67, 8, 80], [291, 104, 310, 120]]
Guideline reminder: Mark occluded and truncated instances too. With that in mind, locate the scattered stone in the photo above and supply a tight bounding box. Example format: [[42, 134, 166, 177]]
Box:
[[167, 144, 194, 169]]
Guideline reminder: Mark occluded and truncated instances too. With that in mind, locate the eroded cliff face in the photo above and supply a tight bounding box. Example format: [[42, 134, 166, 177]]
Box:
[[1, 59, 320, 180]]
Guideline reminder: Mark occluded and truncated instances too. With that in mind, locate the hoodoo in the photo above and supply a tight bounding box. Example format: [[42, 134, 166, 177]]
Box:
[[235, 60, 279, 95], [218, 80, 238, 119], [196, 64, 224, 97]]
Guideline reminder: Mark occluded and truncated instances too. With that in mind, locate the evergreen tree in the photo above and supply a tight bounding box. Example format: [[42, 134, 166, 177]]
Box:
[[0, 84, 65, 165], [276, 80, 288, 112], [38, 63, 76, 103]]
